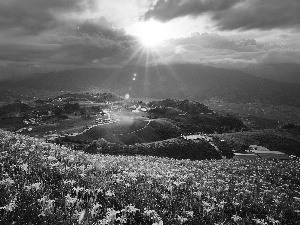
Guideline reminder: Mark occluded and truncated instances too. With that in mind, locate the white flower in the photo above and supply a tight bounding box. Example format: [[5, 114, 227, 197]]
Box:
[[91, 203, 102, 217], [47, 156, 57, 161], [252, 218, 268, 225], [152, 221, 163, 225], [0, 177, 15, 186], [266, 216, 280, 224], [78, 209, 86, 224], [63, 180, 76, 185], [20, 163, 29, 173], [0, 196, 17, 212], [185, 210, 194, 218], [177, 215, 188, 224], [65, 194, 77, 205], [123, 204, 139, 214], [31, 182, 42, 190], [293, 196, 300, 201], [106, 208, 119, 223], [105, 190, 115, 197], [231, 214, 242, 222]]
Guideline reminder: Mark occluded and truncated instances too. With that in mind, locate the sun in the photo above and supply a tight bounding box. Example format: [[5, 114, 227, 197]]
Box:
[[135, 20, 167, 48]]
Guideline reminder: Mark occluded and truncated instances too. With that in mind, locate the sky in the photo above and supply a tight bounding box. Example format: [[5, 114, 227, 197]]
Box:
[[0, 0, 300, 72]]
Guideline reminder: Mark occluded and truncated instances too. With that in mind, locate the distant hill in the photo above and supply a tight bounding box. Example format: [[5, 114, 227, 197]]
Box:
[[0, 102, 32, 117], [241, 63, 300, 84], [1, 63, 300, 107], [214, 128, 300, 157]]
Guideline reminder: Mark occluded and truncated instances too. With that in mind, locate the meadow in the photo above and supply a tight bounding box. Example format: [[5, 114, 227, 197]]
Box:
[[1, 129, 300, 225]]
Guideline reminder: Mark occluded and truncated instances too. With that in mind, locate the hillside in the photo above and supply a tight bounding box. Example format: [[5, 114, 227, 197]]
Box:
[[1, 64, 300, 107], [213, 128, 300, 157], [1, 129, 300, 224]]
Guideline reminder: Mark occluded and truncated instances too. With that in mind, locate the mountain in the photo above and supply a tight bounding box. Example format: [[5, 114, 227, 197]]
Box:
[[241, 63, 300, 84], [1, 63, 300, 107], [0, 62, 49, 81]]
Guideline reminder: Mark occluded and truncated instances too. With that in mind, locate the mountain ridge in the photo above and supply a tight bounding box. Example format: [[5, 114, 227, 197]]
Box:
[[1, 63, 300, 107]]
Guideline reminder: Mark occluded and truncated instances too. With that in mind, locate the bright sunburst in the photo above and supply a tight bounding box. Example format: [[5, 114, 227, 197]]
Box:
[[135, 20, 167, 48]]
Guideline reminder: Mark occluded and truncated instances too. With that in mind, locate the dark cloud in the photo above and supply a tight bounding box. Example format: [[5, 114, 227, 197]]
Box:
[[213, 0, 300, 30], [142, 0, 239, 22], [154, 32, 298, 67], [0, 0, 97, 35], [168, 32, 264, 52], [0, 17, 139, 66], [143, 0, 300, 30], [49, 18, 138, 65], [75, 17, 128, 42]]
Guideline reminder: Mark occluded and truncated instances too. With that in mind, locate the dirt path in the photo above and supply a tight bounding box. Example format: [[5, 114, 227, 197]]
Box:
[[108, 119, 153, 137]]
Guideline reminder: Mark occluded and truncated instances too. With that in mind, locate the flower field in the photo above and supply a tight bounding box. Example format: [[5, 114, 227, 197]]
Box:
[[1, 129, 300, 224]]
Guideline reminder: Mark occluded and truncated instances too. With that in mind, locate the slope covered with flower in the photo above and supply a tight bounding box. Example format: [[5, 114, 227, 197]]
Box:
[[1, 129, 300, 224]]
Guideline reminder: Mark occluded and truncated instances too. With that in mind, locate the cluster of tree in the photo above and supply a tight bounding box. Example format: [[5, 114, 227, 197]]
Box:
[[148, 99, 246, 134], [63, 102, 80, 113], [211, 136, 234, 158], [215, 129, 300, 156], [148, 107, 168, 115], [191, 114, 246, 133], [280, 123, 300, 130], [83, 137, 222, 160], [0, 103, 32, 117], [56, 92, 122, 103], [154, 125, 181, 140], [149, 99, 213, 114]]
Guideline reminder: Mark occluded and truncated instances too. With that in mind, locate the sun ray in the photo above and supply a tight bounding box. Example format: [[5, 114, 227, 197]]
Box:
[[102, 44, 145, 91], [143, 46, 187, 99]]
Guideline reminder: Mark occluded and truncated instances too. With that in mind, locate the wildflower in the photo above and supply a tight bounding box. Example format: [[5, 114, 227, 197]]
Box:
[[185, 211, 194, 218], [105, 190, 115, 197], [266, 216, 280, 224], [0, 177, 15, 186], [65, 194, 77, 205], [20, 163, 29, 173], [252, 218, 267, 225], [79, 172, 86, 177], [161, 193, 168, 199], [116, 215, 127, 223], [293, 196, 300, 201], [231, 215, 242, 222], [91, 203, 102, 217], [63, 180, 76, 185], [78, 209, 86, 224], [38, 196, 55, 216], [115, 178, 123, 183], [73, 186, 84, 196], [106, 208, 119, 224], [47, 156, 57, 161], [50, 162, 60, 167], [123, 204, 139, 214], [31, 182, 42, 190], [0, 196, 17, 212], [177, 215, 188, 224]]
